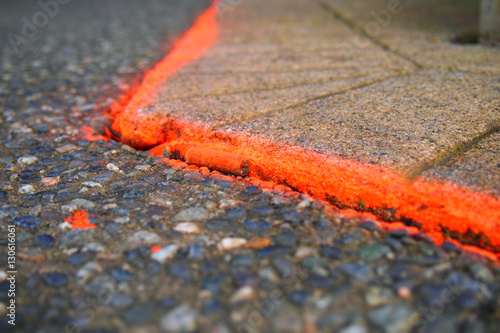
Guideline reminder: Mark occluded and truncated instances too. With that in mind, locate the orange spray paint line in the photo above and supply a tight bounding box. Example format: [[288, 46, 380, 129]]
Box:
[[142, 128, 500, 255], [101, 1, 500, 258], [183, 145, 250, 177], [111, 3, 219, 149]]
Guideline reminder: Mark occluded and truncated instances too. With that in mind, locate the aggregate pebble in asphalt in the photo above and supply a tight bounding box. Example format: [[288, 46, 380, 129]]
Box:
[[0, 1, 500, 332]]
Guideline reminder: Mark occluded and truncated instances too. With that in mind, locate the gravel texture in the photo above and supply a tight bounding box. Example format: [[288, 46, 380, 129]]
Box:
[[0, 1, 500, 333]]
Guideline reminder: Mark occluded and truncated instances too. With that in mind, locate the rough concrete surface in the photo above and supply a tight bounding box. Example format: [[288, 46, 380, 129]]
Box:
[[147, 0, 500, 194], [423, 132, 500, 197], [224, 70, 499, 172]]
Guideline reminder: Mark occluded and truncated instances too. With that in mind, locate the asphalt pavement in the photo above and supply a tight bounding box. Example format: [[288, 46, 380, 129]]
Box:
[[1, 1, 500, 333]]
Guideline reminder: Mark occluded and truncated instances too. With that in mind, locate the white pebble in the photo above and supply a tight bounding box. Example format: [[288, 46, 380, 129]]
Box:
[[339, 324, 368, 333], [135, 164, 151, 171], [295, 246, 316, 258], [151, 244, 178, 263], [17, 156, 39, 166], [61, 203, 78, 214], [160, 304, 197, 332], [59, 222, 72, 230], [82, 242, 105, 253], [219, 199, 241, 209], [0, 270, 7, 282], [114, 216, 130, 224], [18, 184, 34, 194], [174, 222, 201, 234], [218, 238, 247, 251], [106, 163, 120, 172], [103, 203, 118, 210], [297, 199, 312, 209], [230, 286, 255, 303], [82, 181, 102, 188], [55, 144, 77, 153]]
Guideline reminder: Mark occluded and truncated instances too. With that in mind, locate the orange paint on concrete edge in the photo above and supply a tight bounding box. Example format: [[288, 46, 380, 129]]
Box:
[[100, 1, 500, 260], [139, 122, 500, 258], [111, 3, 219, 149]]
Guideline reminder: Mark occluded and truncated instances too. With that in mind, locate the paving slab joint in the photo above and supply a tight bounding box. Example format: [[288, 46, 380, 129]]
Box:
[[405, 119, 500, 181], [215, 71, 414, 129], [317, 0, 423, 70]]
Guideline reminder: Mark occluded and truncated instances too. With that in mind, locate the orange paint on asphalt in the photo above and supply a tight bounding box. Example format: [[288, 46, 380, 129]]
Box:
[[151, 245, 162, 253], [65, 210, 97, 230], [102, 2, 500, 259]]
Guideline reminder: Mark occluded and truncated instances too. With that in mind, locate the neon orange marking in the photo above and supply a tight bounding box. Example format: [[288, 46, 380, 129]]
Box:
[[151, 245, 162, 253], [104, 2, 500, 259], [111, 3, 219, 149], [64, 210, 97, 230], [181, 145, 250, 176], [79, 126, 109, 142]]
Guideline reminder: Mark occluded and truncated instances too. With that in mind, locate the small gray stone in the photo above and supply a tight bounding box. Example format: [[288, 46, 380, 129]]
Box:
[[160, 304, 197, 332], [135, 164, 151, 171], [342, 263, 374, 283], [470, 263, 494, 283], [90, 116, 113, 136], [172, 207, 208, 222], [82, 242, 105, 253], [128, 231, 161, 245], [0, 205, 19, 220], [358, 244, 391, 262], [108, 293, 134, 309], [70, 198, 95, 210], [28, 204, 42, 217], [368, 303, 415, 333], [316, 310, 360, 330], [272, 308, 302, 333], [339, 324, 368, 333], [59, 229, 95, 247], [365, 287, 394, 307]]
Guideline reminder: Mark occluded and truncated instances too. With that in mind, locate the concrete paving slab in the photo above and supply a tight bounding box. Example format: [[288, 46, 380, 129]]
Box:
[[134, 0, 500, 196], [323, 0, 500, 74], [155, 71, 403, 125], [422, 132, 500, 197], [149, 0, 414, 124], [224, 70, 500, 173], [323, 0, 481, 33]]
